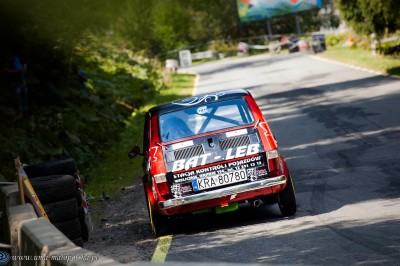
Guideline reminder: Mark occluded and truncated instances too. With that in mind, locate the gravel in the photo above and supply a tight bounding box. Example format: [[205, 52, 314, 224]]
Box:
[[84, 178, 158, 263]]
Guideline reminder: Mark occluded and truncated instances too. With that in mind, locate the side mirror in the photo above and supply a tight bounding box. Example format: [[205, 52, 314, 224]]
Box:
[[128, 146, 142, 159]]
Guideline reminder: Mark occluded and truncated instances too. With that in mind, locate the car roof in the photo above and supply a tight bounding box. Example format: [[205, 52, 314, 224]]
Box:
[[148, 89, 252, 116]]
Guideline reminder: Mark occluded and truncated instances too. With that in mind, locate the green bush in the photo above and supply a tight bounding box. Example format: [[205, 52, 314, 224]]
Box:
[[326, 33, 372, 50], [0, 36, 168, 182], [325, 34, 341, 47], [378, 37, 400, 58], [211, 41, 238, 57], [379, 44, 400, 58]]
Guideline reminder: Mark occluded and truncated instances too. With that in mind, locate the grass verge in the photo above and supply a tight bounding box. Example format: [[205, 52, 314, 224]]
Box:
[[84, 73, 196, 198], [318, 47, 400, 77]]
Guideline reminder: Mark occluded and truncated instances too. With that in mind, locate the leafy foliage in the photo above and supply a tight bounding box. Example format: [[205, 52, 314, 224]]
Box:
[[85, 73, 195, 197], [336, 0, 400, 38], [379, 43, 400, 58], [0, 35, 166, 181]]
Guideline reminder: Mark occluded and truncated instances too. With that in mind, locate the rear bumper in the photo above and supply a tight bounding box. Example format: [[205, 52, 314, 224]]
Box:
[[158, 175, 286, 210]]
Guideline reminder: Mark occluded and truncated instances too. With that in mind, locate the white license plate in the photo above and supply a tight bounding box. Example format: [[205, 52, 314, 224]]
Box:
[[192, 169, 248, 191]]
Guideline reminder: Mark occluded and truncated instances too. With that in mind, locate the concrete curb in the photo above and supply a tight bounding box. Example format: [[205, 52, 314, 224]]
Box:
[[1, 185, 126, 266], [309, 54, 387, 76], [1, 184, 20, 209], [8, 203, 37, 256]]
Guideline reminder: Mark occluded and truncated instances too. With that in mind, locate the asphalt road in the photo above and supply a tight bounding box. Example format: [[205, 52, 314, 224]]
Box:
[[166, 53, 400, 265]]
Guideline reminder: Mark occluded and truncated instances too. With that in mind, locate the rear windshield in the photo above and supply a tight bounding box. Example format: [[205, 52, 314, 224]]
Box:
[[159, 98, 254, 142]]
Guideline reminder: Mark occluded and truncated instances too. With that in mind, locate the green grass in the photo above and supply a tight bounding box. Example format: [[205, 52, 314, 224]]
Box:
[[83, 73, 196, 198], [318, 46, 400, 77]]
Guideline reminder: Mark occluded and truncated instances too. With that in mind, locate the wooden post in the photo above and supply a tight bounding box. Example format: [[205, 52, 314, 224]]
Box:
[[15, 157, 25, 204], [14, 157, 48, 220]]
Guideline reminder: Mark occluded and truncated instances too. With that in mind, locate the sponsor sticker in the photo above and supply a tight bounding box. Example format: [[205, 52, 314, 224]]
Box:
[[171, 140, 194, 150], [172, 155, 266, 182], [171, 144, 260, 172], [226, 129, 247, 138], [197, 106, 208, 114]]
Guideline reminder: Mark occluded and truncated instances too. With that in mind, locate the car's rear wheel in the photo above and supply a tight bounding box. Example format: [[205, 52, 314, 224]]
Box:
[[146, 195, 169, 237], [278, 173, 297, 216]]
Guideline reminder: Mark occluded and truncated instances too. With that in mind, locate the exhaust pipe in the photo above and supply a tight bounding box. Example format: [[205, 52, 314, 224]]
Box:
[[252, 199, 263, 208]]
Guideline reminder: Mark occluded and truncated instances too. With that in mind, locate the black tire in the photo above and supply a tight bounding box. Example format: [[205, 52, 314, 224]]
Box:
[[77, 207, 89, 241], [53, 217, 82, 241], [43, 198, 79, 223], [78, 207, 85, 223], [24, 158, 77, 179], [30, 175, 77, 204], [146, 195, 169, 237], [75, 190, 83, 207], [80, 220, 89, 242], [278, 174, 297, 216], [71, 237, 84, 247]]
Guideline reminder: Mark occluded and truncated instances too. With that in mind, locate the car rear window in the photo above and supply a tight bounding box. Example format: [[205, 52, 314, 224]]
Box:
[[159, 98, 254, 142]]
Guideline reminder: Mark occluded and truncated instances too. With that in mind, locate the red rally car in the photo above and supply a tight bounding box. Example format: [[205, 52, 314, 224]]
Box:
[[129, 89, 296, 236]]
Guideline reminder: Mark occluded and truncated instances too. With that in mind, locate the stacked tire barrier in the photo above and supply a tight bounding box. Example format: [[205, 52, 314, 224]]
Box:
[[0, 158, 125, 265], [23, 159, 89, 247], [0, 183, 121, 265]]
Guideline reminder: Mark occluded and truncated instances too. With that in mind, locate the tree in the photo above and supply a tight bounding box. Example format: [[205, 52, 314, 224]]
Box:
[[336, 0, 400, 38]]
